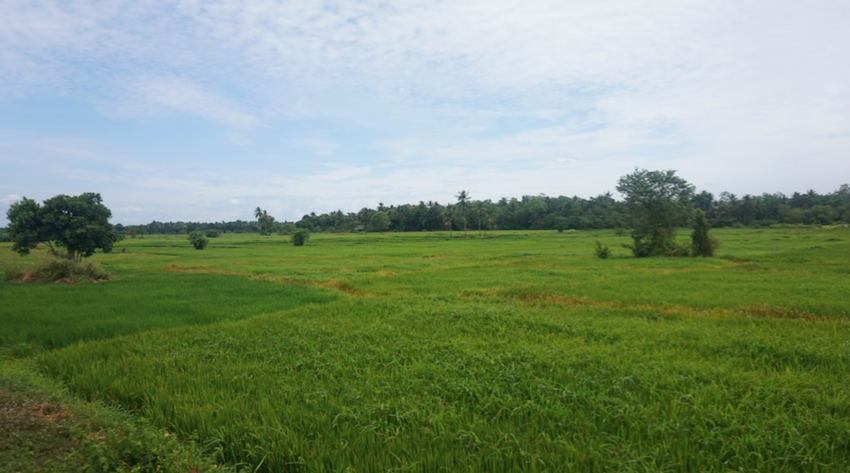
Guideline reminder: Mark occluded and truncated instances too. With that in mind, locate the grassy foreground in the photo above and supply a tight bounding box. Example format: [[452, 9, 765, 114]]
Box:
[[2, 228, 850, 472]]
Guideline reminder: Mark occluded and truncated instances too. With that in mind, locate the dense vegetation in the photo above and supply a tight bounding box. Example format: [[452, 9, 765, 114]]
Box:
[[2, 228, 850, 472], [96, 184, 850, 237]]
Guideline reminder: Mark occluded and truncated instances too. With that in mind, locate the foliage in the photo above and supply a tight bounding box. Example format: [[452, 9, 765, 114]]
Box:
[[4, 230, 850, 472], [278, 222, 296, 235], [553, 216, 569, 233], [187, 231, 208, 250], [254, 207, 275, 236], [72, 420, 225, 473], [368, 211, 390, 233], [617, 169, 695, 257], [6, 193, 121, 262], [117, 183, 850, 236], [594, 240, 612, 259], [0, 360, 223, 473], [5, 259, 112, 283], [291, 228, 310, 246], [204, 229, 221, 238], [691, 209, 720, 257]]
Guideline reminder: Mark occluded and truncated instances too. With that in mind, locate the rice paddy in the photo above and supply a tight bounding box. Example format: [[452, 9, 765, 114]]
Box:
[[2, 227, 850, 472]]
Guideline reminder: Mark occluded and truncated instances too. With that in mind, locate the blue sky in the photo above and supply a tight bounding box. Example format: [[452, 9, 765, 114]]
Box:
[[2, 0, 848, 224]]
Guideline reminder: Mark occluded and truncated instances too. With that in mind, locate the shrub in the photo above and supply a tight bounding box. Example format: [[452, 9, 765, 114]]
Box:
[[188, 231, 208, 250], [594, 241, 612, 259], [6, 259, 112, 283], [204, 229, 221, 238], [291, 228, 310, 246], [691, 210, 720, 257]]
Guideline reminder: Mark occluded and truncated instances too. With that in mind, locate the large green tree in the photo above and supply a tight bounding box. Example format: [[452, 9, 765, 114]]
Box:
[[616, 169, 695, 257], [6, 193, 120, 262], [368, 211, 390, 233]]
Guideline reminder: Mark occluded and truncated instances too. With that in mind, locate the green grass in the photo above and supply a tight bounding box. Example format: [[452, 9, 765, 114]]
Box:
[[2, 227, 850, 472], [0, 271, 340, 355]]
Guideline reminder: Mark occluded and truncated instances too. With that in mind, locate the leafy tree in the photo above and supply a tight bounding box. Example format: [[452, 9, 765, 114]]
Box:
[[291, 228, 310, 246], [6, 193, 120, 262], [369, 211, 390, 233], [254, 207, 275, 236], [553, 216, 569, 233], [188, 231, 209, 250], [690, 209, 719, 257], [616, 169, 695, 257], [806, 205, 837, 225]]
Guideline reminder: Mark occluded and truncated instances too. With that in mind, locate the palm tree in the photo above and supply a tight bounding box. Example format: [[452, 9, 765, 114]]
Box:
[[456, 190, 470, 238], [254, 207, 274, 235]]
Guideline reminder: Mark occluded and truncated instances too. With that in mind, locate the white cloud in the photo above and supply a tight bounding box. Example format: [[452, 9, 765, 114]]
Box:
[[1, 0, 849, 223], [106, 75, 262, 129]]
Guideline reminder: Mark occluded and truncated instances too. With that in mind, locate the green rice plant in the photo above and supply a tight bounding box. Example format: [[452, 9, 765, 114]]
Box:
[[2, 227, 850, 472], [38, 297, 850, 472]]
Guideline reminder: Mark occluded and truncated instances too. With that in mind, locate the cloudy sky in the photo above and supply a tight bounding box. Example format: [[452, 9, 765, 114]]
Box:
[[1, 1, 848, 224]]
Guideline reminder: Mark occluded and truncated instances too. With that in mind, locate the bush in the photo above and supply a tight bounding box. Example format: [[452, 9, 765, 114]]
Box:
[[291, 228, 310, 246], [188, 231, 208, 250], [5, 259, 112, 283], [691, 210, 720, 257], [594, 241, 612, 259], [204, 229, 221, 238], [73, 420, 218, 473]]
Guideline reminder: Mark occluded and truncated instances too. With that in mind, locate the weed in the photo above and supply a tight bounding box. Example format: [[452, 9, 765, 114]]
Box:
[[594, 241, 612, 259]]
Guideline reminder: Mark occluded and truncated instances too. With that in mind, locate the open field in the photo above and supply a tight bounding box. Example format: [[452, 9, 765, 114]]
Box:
[[2, 227, 850, 472]]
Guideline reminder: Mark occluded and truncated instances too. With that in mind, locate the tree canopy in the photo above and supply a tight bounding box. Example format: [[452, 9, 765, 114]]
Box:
[[104, 182, 850, 236], [6, 193, 120, 262], [254, 207, 275, 236], [616, 169, 695, 257]]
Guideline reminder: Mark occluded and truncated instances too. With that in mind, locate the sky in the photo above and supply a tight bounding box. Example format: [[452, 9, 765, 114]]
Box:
[[1, 1, 848, 225]]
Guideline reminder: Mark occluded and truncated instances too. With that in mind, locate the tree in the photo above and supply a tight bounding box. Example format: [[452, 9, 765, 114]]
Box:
[[690, 209, 719, 257], [254, 207, 275, 236], [291, 228, 310, 246], [188, 231, 209, 250], [456, 190, 470, 238], [369, 211, 390, 233], [442, 204, 454, 238], [616, 169, 695, 257], [6, 193, 120, 262]]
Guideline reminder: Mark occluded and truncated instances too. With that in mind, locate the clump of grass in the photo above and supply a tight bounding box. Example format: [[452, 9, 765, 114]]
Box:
[[5, 259, 113, 283], [594, 241, 612, 259]]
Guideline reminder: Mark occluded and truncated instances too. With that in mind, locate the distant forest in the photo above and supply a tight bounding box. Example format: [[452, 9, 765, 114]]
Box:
[[113, 185, 850, 236]]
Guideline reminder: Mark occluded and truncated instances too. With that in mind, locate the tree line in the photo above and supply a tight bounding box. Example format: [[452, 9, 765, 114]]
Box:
[[94, 183, 850, 238]]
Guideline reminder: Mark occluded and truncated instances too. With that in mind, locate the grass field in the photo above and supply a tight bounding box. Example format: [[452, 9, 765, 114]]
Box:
[[2, 227, 850, 472]]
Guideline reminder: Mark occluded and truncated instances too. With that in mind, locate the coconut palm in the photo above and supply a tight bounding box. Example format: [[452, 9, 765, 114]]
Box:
[[455, 190, 470, 238]]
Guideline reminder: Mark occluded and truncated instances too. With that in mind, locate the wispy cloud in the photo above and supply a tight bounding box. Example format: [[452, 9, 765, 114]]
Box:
[[1, 1, 848, 223], [105, 75, 262, 129]]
